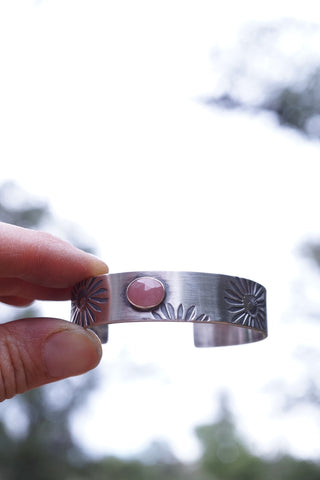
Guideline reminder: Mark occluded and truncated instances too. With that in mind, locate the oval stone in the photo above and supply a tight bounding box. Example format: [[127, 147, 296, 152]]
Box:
[[126, 277, 165, 310]]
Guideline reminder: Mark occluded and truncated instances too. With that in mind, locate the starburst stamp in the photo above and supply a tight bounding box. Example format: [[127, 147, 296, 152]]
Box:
[[71, 277, 108, 327], [224, 277, 266, 330], [152, 303, 211, 322], [69, 271, 267, 347]]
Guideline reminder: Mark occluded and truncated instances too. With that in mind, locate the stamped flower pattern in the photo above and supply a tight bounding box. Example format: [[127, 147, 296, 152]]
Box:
[[224, 277, 266, 329], [152, 303, 211, 322], [71, 277, 108, 327]]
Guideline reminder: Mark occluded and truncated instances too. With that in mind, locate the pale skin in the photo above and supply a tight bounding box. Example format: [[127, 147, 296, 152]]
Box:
[[0, 222, 109, 401]]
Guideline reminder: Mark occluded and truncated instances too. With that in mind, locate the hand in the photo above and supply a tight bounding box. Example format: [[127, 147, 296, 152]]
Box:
[[0, 222, 109, 401]]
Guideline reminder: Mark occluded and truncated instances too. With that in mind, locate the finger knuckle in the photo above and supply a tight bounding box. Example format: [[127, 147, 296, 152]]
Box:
[[0, 334, 32, 401]]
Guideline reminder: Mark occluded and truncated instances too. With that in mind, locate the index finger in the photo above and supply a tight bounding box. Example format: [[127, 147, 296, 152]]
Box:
[[0, 223, 108, 288]]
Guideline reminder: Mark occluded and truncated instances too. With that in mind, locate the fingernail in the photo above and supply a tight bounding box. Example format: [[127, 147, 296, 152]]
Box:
[[74, 245, 109, 276], [44, 329, 102, 378], [89, 255, 109, 275]]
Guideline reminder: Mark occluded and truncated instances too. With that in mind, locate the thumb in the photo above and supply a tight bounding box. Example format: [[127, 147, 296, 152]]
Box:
[[0, 318, 102, 401]]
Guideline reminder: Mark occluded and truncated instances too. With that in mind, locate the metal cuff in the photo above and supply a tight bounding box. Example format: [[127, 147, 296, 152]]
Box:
[[70, 271, 267, 348]]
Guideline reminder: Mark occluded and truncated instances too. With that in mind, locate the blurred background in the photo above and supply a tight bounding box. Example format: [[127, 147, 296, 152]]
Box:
[[1, 0, 320, 478]]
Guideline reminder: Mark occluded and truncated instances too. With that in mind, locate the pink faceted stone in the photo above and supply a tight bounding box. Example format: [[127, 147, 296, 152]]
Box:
[[126, 277, 165, 310]]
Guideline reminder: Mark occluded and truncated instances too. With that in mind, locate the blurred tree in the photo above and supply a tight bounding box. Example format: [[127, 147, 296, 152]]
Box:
[[195, 394, 265, 480], [1, 182, 320, 479], [0, 181, 49, 229], [0, 181, 100, 479], [205, 19, 320, 138], [302, 242, 320, 270], [82, 455, 193, 480], [0, 181, 190, 479], [204, 18, 320, 477], [195, 394, 320, 480]]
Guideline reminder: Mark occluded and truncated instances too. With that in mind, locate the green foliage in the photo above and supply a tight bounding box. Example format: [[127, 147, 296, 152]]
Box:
[[195, 397, 320, 480], [196, 397, 264, 480]]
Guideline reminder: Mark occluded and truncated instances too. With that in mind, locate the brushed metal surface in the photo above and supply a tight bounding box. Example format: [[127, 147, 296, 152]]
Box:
[[71, 271, 267, 347]]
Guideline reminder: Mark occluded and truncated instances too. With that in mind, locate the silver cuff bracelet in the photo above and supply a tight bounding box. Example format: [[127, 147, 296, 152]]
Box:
[[70, 271, 267, 348]]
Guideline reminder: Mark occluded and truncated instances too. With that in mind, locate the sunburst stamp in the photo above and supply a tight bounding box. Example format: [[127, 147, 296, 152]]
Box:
[[69, 271, 267, 347], [224, 277, 266, 330], [71, 276, 108, 327], [152, 303, 211, 322]]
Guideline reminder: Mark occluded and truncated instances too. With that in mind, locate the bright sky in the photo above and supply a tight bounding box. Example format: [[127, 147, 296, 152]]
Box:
[[1, 0, 320, 462]]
